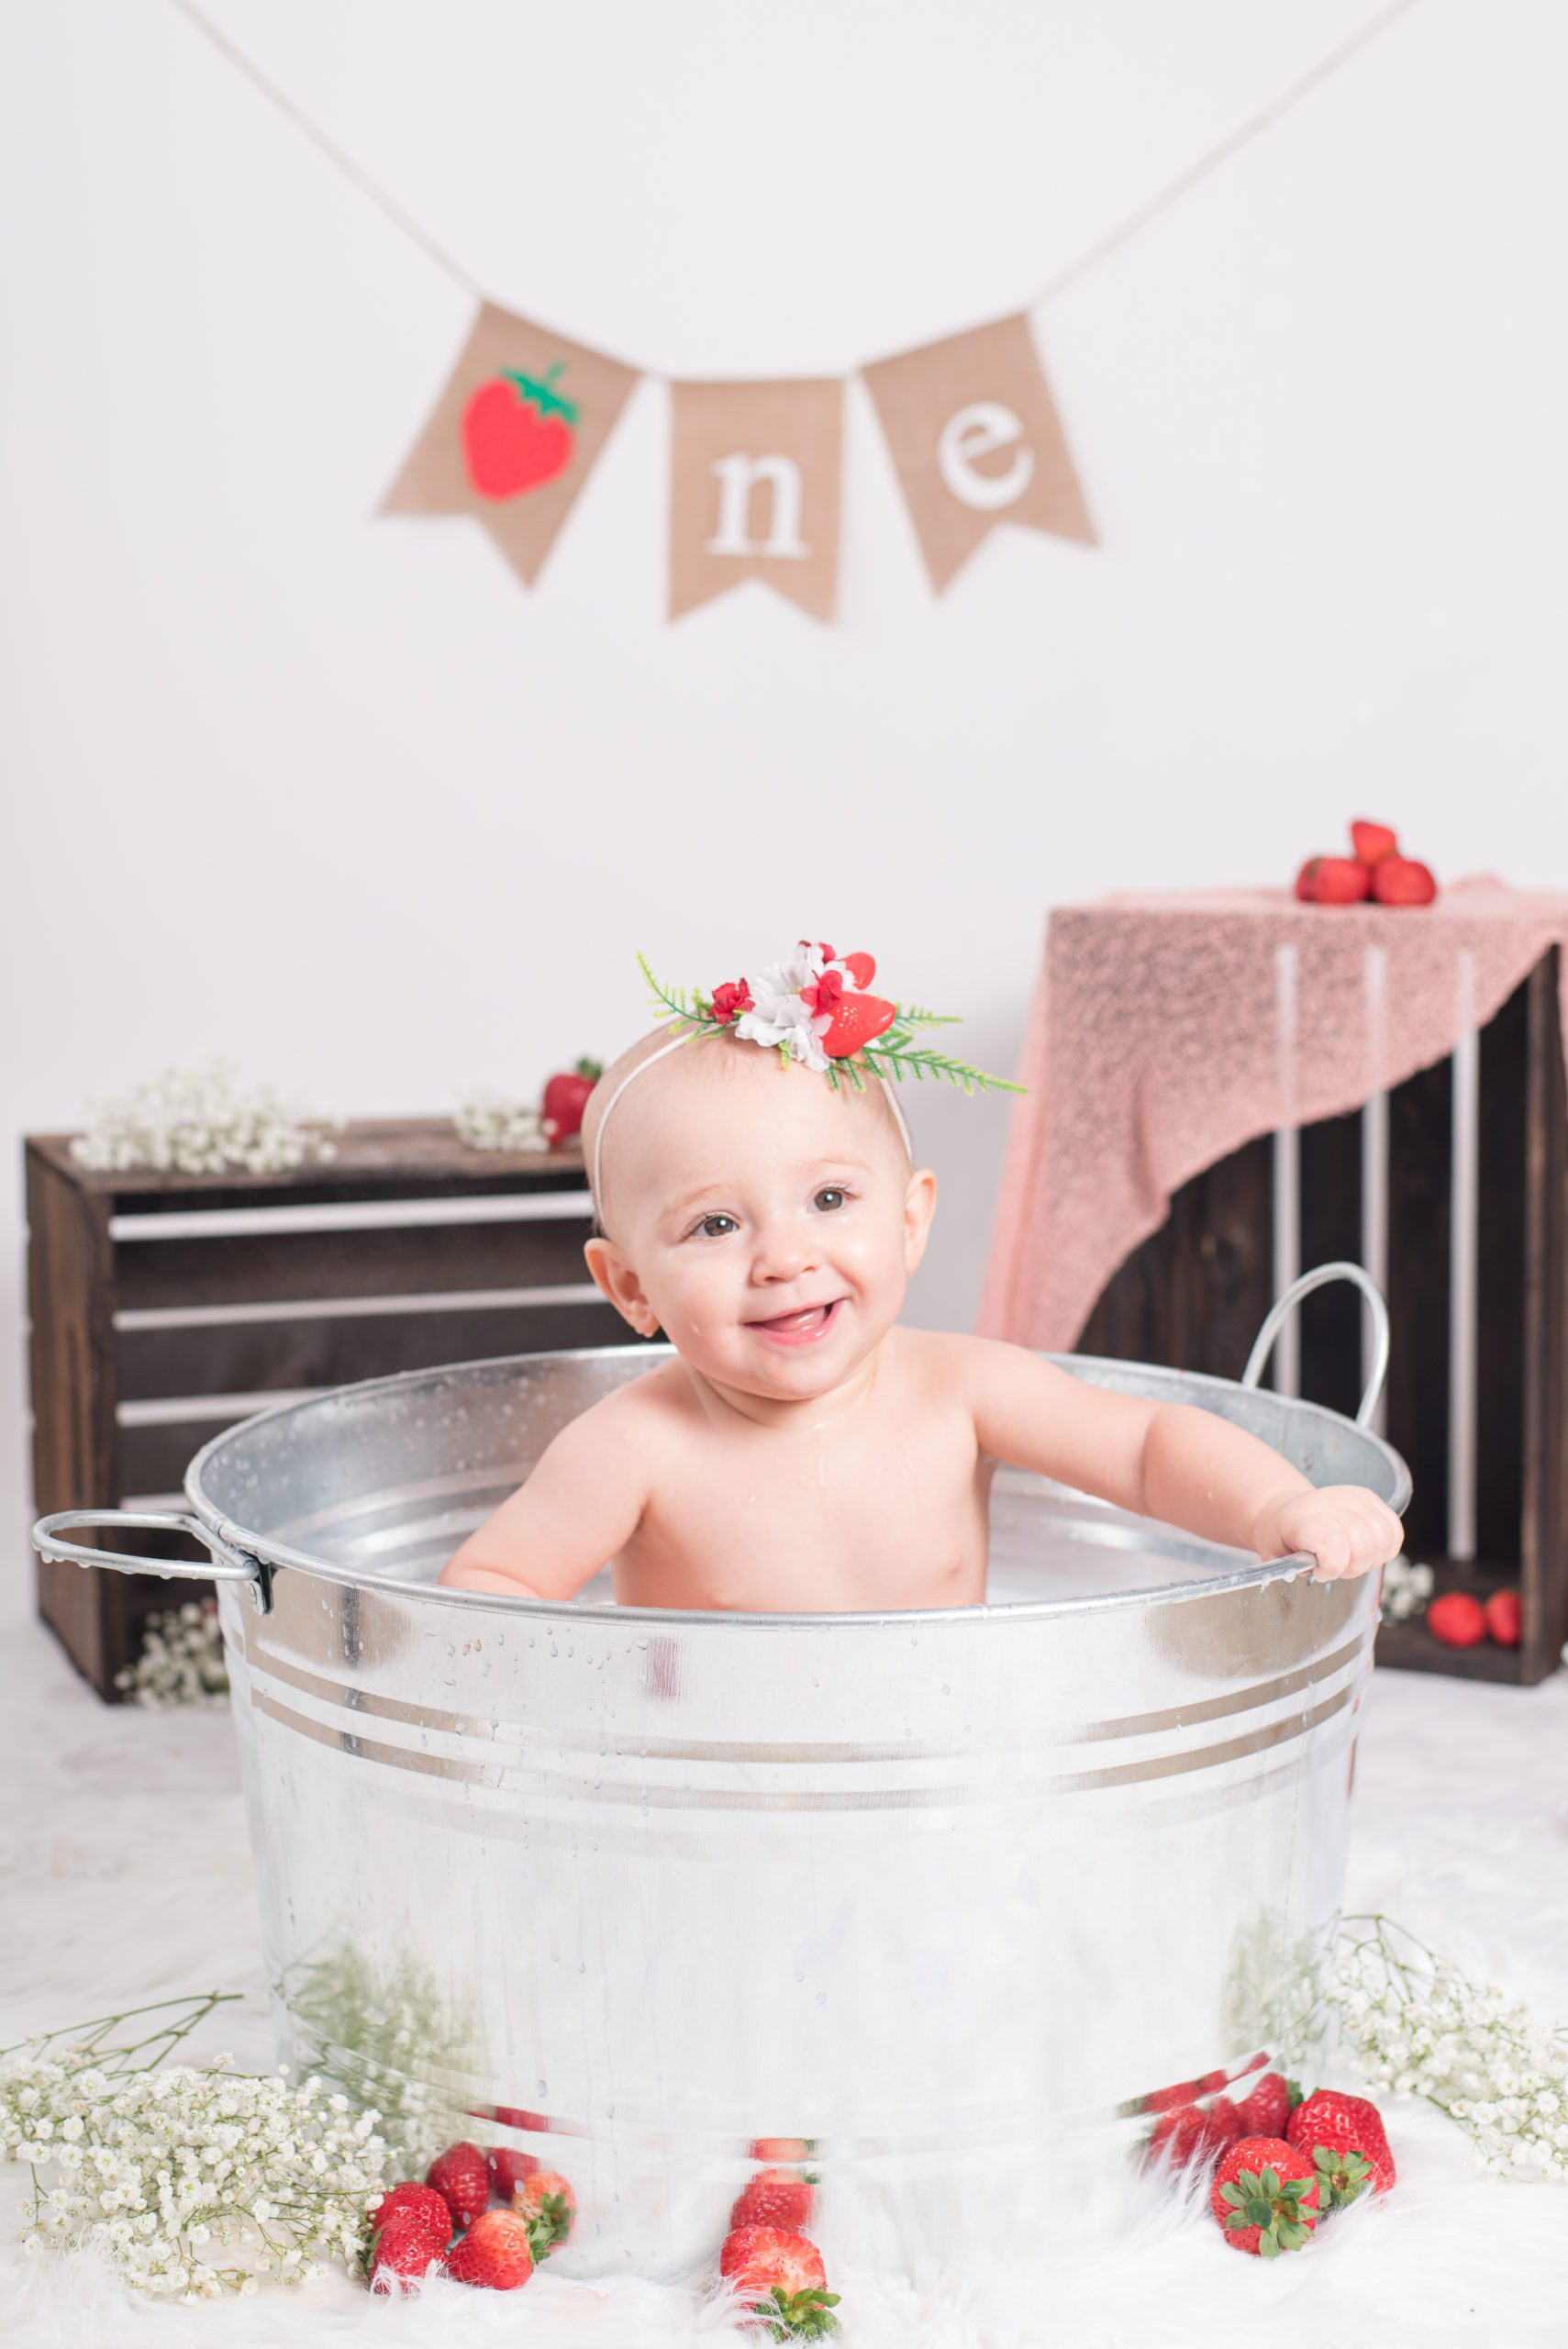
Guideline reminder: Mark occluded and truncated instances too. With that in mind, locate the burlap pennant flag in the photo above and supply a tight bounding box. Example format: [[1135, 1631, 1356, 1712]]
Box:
[[667, 379, 842, 622], [862, 315, 1095, 592], [383, 303, 639, 585]]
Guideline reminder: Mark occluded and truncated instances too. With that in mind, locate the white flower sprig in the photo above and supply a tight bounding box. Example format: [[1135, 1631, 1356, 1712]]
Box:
[[115, 1600, 228, 1710], [69, 1059, 339, 1178], [1379, 1555, 1435, 1622], [452, 1088, 550, 1153], [1328, 1914, 1568, 2180], [0, 1994, 391, 2299]]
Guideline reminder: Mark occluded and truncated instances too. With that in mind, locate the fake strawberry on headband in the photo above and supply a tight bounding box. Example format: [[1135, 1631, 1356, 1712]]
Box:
[[590, 941, 1024, 1204]]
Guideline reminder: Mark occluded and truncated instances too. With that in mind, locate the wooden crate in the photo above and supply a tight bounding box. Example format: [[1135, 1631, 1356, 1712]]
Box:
[[27, 1117, 634, 1698], [1078, 954, 1568, 1687]]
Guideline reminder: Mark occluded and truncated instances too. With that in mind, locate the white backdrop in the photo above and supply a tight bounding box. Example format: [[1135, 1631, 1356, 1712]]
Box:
[[3, 0, 1566, 1621]]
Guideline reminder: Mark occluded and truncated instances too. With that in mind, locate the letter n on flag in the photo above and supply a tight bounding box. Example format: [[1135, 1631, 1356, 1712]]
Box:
[[862, 315, 1095, 593], [667, 380, 842, 622]]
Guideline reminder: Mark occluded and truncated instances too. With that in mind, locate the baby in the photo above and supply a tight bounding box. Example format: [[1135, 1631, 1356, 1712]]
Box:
[[440, 945, 1402, 1611]]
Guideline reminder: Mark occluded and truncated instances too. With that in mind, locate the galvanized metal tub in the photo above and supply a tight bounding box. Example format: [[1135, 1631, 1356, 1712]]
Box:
[[36, 1267, 1408, 2276]]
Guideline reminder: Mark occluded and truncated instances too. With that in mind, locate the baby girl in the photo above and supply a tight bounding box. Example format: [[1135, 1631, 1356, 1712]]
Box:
[[440, 943, 1402, 1610]]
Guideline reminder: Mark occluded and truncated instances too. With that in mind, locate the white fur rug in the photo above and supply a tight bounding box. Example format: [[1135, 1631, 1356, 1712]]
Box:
[[3, 1611, 1566, 2348]]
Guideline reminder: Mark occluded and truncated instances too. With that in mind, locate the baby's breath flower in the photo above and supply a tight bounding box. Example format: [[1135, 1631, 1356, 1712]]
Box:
[[453, 1088, 550, 1153], [115, 1601, 229, 1710], [1330, 1915, 1568, 2183], [70, 1059, 339, 1180]]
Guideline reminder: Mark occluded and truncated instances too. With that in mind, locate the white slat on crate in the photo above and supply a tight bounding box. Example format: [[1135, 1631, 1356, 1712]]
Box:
[[1449, 950, 1480, 1561], [114, 1283, 605, 1331], [116, 1392, 319, 1428], [1362, 942, 1390, 1435], [1272, 942, 1300, 1397], [109, 1193, 591, 1241]]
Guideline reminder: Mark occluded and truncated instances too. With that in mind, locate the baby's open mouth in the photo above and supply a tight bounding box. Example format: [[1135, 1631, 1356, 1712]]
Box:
[[745, 1297, 844, 1344]]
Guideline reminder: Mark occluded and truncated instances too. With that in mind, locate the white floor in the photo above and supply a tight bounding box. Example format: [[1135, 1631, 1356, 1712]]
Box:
[[3, 1613, 1566, 2347]]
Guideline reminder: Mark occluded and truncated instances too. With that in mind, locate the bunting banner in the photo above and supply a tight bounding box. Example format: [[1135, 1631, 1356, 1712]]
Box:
[[862, 315, 1095, 591], [667, 378, 843, 622], [381, 302, 639, 585]]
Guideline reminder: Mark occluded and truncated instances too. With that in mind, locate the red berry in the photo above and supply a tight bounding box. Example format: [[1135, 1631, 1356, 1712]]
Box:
[[731, 2165, 816, 2232], [488, 2145, 539, 2199], [514, 2166, 576, 2255], [821, 990, 898, 1059], [370, 2181, 450, 2253], [446, 2206, 536, 2291], [541, 1059, 603, 1145], [1300, 855, 1371, 905], [1372, 854, 1438, 907], [369, 2211, 447, 2289], [1211, 2136, 1321, 2256], [1142, 2079, 1201, 2114], [1286, 2088, 1396, 2202], [1147, 2102, 1215, 2168], [840, 952, 876, 989], [1351, 819, 1399, 864], [720, 2226, 840, 2333], [1485, 1587, 1522, 1647], [462, 377, 575, 502], [426, 2141, 492, 2231], [750, 2136, 813, 2163], [1235, 2072, 1294, 2138], [1427, 1590, 1487, 1648], [1205, 2096, 1245, 2147]]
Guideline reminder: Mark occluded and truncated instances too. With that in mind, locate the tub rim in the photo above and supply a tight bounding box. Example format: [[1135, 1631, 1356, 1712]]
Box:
[[183, 1341, 1412, 1630]]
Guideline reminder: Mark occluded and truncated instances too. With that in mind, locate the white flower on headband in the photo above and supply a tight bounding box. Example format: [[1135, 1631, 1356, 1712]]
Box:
[[735, 948, 835, 1072]]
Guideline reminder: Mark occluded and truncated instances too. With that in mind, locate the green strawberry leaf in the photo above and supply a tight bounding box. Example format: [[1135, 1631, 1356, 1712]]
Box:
[[1259, 2230, 1281, 2258]]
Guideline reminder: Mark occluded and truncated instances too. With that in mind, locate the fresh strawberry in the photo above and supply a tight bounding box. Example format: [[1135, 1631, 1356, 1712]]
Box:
[[1485, 1587, 1523, 1647], [1286, 2089, 1396, 2201], [1210, 2136, 1321, 2256], [513, 2165, 575, 2255], [1235, 2072, 1296, 2139], [369, 2211, 447, 2289], [488, 2144, 539, 2199], [1205, 2096, 1245, 2147], [1371, 854, 1438, 907], [1196, 2069, 1229, 2095], [1351, 820, 1399, 864], [820, 991, 897, 1059], [369, 2181, 451, 2254], [446, 2206, 536, 2290], [720, 2226, 840, 2339], [541, 1058, 603, 1145], [1298, 856, 1371, 905], [731, 2165, 816, 2232], [751, 2137, 814, 2163], [1142, 2079, 1201, 2114], [840, 952, 876, 989], [426, 2141, 491, 2231], [1427, 1589, 1486, 1648]]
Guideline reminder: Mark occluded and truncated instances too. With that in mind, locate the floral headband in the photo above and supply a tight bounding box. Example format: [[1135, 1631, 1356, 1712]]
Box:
[[589, 941, 1022, 1205]]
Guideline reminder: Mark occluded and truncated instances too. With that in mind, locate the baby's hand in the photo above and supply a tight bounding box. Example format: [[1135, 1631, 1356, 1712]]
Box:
[[1251, 1486, 1403, 1581]]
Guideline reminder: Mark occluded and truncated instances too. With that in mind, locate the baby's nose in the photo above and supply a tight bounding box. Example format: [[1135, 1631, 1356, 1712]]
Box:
[[751, 1219, 817, 1281]]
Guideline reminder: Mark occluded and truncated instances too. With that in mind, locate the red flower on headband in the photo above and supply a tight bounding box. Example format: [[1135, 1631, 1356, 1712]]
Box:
[[708, 978, 754, 1023], [801, 969, 845, 1017]]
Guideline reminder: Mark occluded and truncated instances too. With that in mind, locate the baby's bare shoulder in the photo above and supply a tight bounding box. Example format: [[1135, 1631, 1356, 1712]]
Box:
[[550, 1361, 692, 1457]]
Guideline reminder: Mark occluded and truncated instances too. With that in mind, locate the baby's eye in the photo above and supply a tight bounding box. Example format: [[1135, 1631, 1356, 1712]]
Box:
[[695, 1212, 739, 1239], [813, 1186, 851, 1212]]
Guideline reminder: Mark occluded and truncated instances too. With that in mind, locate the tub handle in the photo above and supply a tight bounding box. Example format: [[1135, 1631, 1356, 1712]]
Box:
[[1241, 1261, 1390, 1429], [31, 1508, 273, 1615]]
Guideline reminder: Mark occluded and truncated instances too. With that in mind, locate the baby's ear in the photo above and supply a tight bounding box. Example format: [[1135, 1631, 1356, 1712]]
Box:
[[903, 1166, 939, 1274], [584, 1235, 660, 1337]]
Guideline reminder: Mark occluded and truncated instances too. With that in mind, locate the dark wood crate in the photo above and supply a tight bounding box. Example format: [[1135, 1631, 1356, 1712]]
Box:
[[26, 1118, 633, 1699], [1078, 955, 1568, 1687]]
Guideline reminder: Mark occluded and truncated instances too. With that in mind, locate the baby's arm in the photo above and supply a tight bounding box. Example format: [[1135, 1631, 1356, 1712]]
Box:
[[962, 1339, 1402, 1580], [439, 1391, 651, 1601]]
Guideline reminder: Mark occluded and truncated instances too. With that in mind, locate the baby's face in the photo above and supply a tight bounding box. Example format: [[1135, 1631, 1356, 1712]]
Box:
[[584, 1037, 935, 1403]]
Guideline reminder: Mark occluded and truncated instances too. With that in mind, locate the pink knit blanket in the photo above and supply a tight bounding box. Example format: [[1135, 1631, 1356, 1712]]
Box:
[[978, 879, 1568, 1351]]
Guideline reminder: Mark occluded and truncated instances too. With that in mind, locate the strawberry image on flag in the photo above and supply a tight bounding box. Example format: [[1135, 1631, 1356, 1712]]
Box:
[[462, 365, 580, 501]]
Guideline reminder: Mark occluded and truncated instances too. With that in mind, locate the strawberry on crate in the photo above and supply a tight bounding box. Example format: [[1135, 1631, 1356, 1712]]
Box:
[[1485, 1587, 1523, 1646], [1427, 1590, 1487, 1649], [426, 2140, 492, 2231], [1372, 854, 1438, 907], [731, 2164, 817, 2232], [1351, 820, 1399, 864], [488, 2143, 540, 2199], [1285, 2087, 1397, 2203], [719, 2225, 841, 2341], [446, 2206, 537, 2291], [1296, 856, 1370, 905], [1210, 2137, 1322, 2258], [541, 1057, 604, 1145], [513, 2165, 576, 2256]]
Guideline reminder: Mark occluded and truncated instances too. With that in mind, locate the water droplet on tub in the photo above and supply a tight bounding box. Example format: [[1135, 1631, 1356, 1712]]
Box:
[[815, 1992, 827, 2007], [794, 1970, 805, 1984]]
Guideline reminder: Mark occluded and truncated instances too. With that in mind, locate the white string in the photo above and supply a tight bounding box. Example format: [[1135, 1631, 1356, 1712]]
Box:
[[592, 1030, 916, 1213], [163, 0, 1425, 363]]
